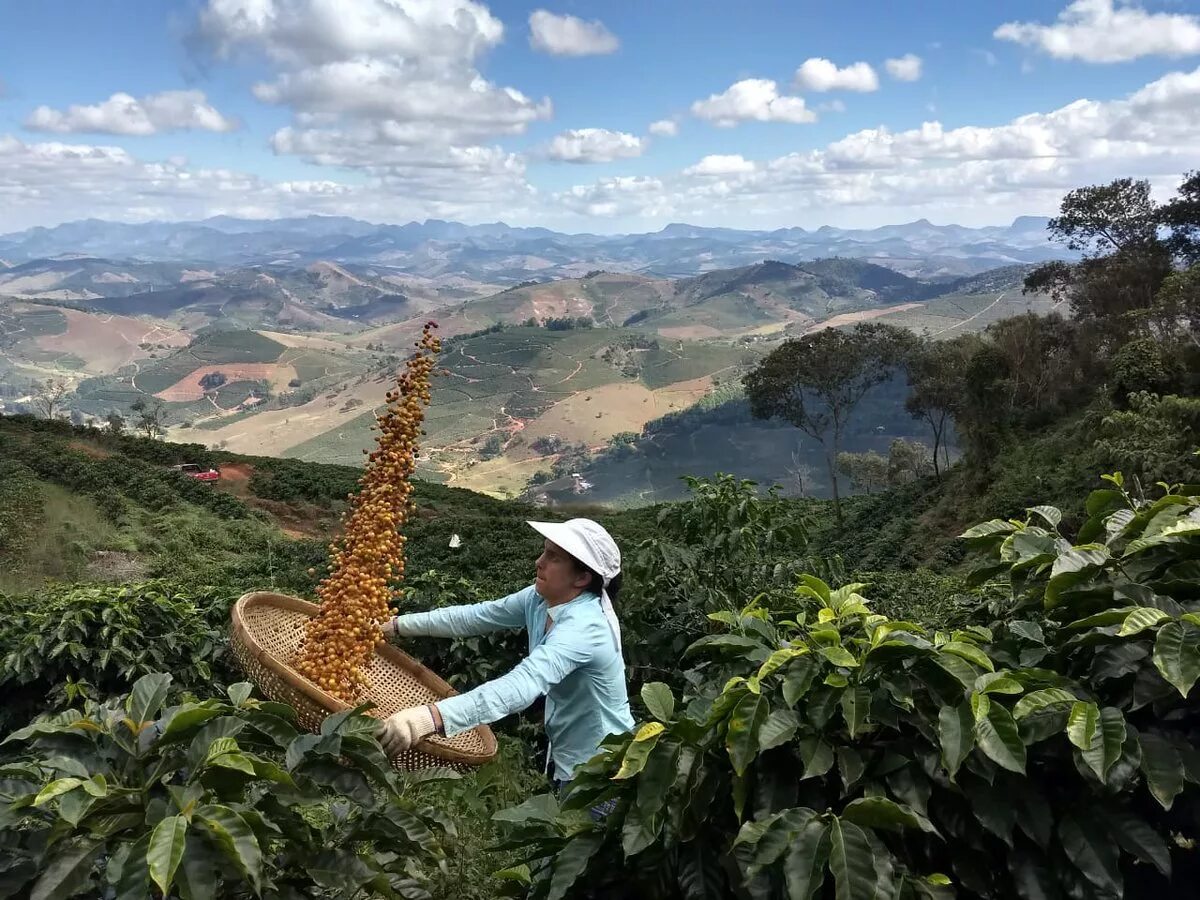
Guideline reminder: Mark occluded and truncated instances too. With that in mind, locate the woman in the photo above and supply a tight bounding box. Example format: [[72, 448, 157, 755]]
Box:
[[377, 518, 634, 795]]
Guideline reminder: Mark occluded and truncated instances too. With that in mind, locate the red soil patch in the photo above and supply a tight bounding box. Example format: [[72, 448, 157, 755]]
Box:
[[154, 364, 296, 402]]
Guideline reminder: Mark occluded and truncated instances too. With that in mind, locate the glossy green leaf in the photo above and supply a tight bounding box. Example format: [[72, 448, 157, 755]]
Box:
[[1139, 733, 1184, 810], [614, 726, 663, 780], [1013, 688, 1076, 719], [842, 797, 934, 834], [637, 739, 680, 821], [1027, 505, 1062, 528], [938, 702, 974, 778], [1078, 707, 1126, 781], [548, 833, 603, 900], [975, 673, 1024, 695], [1066, 702, 1099, 751], [726, 694, 767, 777], [126, 672, 172, 730], [819, 646, 859, 668], [1058, 812, 1121, 897], [196, 804, 263, 895], [975, 702, 1026, 774], [33, 777, 83, 806], [640, 682, 675, 723], [148, 815, 188, 895], [1153, 621, 1200, 698], [840, 684, 870, 739], [226, 683, 253, 708], [783, 656, 818, 706], [1105, 811, 1171, 878], [783, 819, 830, 900], [940, 642, 994, 672], [829, 818, 878, 900], [1118, 607, 1170, 637], [29, 836, 103, 900], [799, 736, 835, 780], [758, 709, 799, 751]]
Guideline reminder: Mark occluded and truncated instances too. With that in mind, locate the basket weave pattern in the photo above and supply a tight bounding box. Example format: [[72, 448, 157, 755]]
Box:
[[230, 591, 497, 772]]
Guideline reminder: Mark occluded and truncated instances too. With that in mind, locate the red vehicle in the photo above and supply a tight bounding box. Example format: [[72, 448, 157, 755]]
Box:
[[170, 463, 220, 483]]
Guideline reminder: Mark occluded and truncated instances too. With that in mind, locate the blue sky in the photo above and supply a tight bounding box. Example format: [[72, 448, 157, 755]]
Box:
[[1, 0, 1199, 232]]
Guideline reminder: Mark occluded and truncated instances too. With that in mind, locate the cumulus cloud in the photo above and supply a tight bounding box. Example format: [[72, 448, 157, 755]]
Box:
[[648, 118, 679, 137], [528, 10, 618, 56], [793, 58, 879, 92], [683, 154, 756, 176], [995, 0, 1200, 63], [691, 79, 817, 127], [556, 175, 667, 218], [884, 54, 923, 81], [24, 90, 237, 136], [547, 128, 645, 163], [195, 0, 548, 200]]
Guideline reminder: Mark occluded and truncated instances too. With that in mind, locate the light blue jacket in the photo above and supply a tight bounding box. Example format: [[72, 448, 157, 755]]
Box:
[[393, 585, 634, 781]]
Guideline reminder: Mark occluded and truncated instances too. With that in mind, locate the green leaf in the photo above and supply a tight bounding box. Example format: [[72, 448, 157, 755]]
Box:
[[829, 817, 878, 900], [940, 642, 994, 672], [1153, 621, 1200, 698], [1046, 546, 1110, 606], [975, 672, 1024, 696], [29, 836, 103, 900], [840, 684, 870, 739], [1118, 607, 1171, 637], [783, 819, 830, 900], [975, 703, 1026, 774], [758, 709, 799, 751], [726, 694, 767, 777], [637, 739, 681, 821], [799, 737, 835, 780], [33, 777, 83, 806], [960, 519, 1017, 540], [614, 727, 662, 780], [127, 672, 172, 730], [1139, 733, 1184, 810], [175, 833, 220, 900], [148, 815, 188, 895], [1027, 505, 1062, 528], [1105, 811, 1171, 878], [640, 682, 675, 722], [819, 646, 859, 668], [938, 702, 974, 778], [1058, 812, 1120, 897], [842, 797, 934, 834], [196, 804, 263, 894], [226, 683, 253, 708], [1078, 707, 1126, 781], [161, 705, 224, 741], [783, 656, 818, 706], [1013, 688, 1076, 719], [1066, 702, 1099, 751], [548, 833, 603, 900]]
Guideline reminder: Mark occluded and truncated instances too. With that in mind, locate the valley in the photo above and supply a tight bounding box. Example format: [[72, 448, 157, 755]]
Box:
[[0, 216, 1058, 504]]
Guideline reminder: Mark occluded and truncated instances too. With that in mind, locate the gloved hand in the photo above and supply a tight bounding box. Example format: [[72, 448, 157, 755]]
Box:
[[379, 705, 437, 756]]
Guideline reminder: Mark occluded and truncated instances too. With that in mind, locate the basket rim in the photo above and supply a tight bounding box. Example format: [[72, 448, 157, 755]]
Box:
[[231, 590, 498, 766]]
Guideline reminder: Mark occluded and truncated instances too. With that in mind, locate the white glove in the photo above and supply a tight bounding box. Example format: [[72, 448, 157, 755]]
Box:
[[378, 705, 437, 756]]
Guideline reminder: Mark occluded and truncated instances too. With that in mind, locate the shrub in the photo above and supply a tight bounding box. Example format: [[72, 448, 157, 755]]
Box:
[[0, 674, 449, 898], [497, 474, 1200, 898], [0, 582, 236, 733]]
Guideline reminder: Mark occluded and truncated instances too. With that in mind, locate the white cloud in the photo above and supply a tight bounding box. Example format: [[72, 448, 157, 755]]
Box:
[[683, 154, 756, 176], [24, 91, 237, 136], [648, 118, 678, 137], [819, 99, 847, 113], [793, 58, 879, 92], [547, 128, 645, 163], [196, 0, 549, 193], [556, 176, 667, 218], [884, 54, 923, 81], [995, 0, 1200, 63], [691, 79, 817, 127], [528, 10, 618, 56]]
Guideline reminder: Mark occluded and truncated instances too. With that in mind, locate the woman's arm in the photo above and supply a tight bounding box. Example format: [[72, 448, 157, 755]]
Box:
[[389, 585, 533, 639], [434, 621, 599, 735]]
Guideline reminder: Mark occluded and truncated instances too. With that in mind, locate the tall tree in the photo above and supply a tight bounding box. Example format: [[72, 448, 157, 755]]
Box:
[[130, 399, 166, 440], [904, 336, 976, 476], [836, 450, 889, 494], [1047, 177, 1158, 256], [744, 323, 913, 523], [33, 378, 69, 421], [1159, 170, 1200, 265]]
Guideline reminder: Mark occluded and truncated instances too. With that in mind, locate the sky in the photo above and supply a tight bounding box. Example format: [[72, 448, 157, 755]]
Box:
[[0, 0, 1199, 233]]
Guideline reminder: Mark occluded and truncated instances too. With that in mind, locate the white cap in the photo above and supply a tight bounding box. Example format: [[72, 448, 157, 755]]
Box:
[[527, 518, 623, 653]]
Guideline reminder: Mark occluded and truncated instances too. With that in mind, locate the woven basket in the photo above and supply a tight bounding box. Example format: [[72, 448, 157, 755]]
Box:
[[229, 591, 497, 772]]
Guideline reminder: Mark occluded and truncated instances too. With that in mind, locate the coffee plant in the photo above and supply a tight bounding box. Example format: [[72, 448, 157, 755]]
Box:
[[0, 582, 237, 734], [495, 474, 1200, 899], [0, 673, 451, 899]]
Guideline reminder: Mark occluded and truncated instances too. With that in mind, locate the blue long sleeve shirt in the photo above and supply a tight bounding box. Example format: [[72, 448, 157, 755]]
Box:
[[392, 585, 634, 781]]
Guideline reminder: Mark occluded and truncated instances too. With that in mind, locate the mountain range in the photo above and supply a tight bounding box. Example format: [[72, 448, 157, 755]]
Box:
[[0, 214, 1068, 282]]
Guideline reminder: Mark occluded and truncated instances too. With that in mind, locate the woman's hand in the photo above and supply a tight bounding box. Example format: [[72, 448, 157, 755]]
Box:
[[378, 705, 438, 755], [379, 616, 398, 641]]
